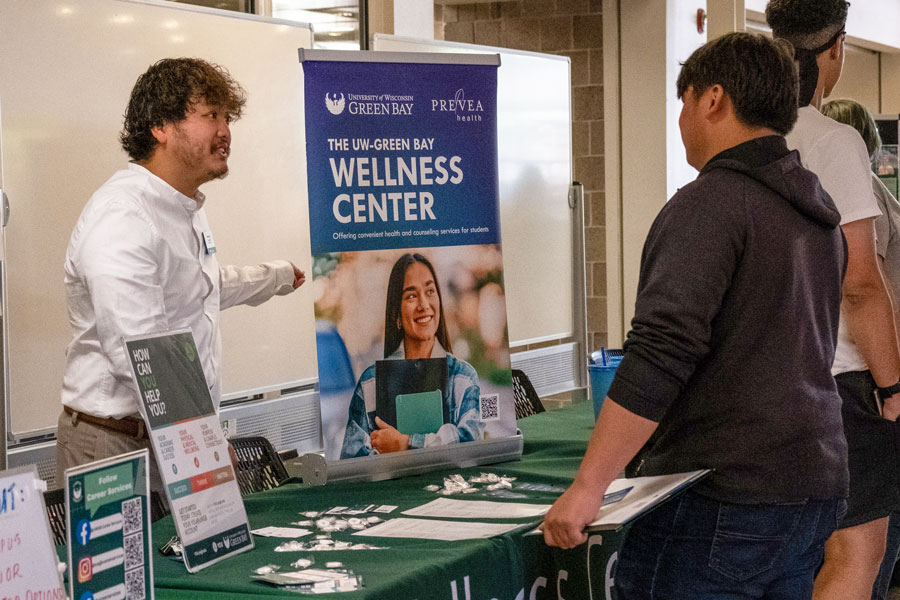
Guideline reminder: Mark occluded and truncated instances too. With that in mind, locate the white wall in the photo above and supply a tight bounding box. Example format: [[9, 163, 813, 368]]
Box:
[[882, 54, 900, 114], [829, 44, 880, 113], [604, 0, 705, 344], [666, 1, 708, 199], [393, 0, 433, 39], [368, 0, 434, 41]]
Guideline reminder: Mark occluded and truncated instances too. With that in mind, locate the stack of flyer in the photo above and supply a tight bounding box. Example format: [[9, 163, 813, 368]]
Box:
[[253, 568, 361, 593]]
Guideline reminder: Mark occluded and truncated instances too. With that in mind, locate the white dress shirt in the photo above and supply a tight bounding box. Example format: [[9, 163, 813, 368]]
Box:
[[62, 163, 295, 418]]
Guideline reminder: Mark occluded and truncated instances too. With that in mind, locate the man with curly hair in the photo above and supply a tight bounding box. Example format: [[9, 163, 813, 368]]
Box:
[[766, 1, 900, 597], [57, 58, 305, 490]]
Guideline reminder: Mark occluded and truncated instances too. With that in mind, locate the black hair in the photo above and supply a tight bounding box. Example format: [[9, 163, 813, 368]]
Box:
[[676, 32, 798, 135], [766, 0, 850, 50]]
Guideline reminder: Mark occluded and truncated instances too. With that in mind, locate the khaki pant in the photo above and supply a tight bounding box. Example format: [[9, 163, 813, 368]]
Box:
[[56, 410, 164, 492]]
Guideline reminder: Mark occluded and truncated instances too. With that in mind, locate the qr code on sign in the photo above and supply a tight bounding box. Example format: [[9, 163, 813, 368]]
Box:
[[480, 394, 500, 421], [124, 531, 144, 570], [125, 565, 146, 600], [121, 496, 143, 535]]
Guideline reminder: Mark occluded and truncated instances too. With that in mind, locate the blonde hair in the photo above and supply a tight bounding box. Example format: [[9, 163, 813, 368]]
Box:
[[820, 98, 882, 159]]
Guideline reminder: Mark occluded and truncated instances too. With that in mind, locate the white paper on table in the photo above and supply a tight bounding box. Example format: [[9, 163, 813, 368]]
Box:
[[402, 498, 551, 519], [251, 526, 313, 538], [352, 517, 524, 541]]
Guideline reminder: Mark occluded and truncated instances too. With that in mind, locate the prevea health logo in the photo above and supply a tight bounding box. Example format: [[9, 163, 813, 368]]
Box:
[[431, 89, 485, 122]]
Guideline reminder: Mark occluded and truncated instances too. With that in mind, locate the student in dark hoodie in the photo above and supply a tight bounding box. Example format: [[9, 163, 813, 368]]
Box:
[[543, 32, 849, 599]]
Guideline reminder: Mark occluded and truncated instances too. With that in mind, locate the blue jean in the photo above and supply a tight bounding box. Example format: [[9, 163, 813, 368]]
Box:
[[872, 512, 900, 599], [615, 490, 845, 599]]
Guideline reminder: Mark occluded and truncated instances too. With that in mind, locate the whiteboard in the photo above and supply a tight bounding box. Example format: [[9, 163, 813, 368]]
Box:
[[0, 0, 315, 437], [372, 35, 575, 347]]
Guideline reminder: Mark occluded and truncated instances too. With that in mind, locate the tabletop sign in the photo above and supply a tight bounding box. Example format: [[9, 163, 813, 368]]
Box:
[[66, 449, 153, 600], [0, 465, 65, 600], [124, 329, 253, 572]]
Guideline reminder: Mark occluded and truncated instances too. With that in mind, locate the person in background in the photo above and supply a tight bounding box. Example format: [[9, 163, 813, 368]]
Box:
[[340, 252, 483, 458], [767, 2, 900, 597], [821, 97, 900, 600], [57, 58, 305, 491], [542, 32, 848, 599]]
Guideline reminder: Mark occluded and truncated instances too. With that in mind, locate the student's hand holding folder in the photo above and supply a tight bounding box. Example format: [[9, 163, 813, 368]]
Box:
[[541, 480, 608, 549], [538, 472, 708, 547]]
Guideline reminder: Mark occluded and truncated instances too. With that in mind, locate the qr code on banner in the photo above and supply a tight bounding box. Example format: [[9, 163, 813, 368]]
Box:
[[125, 565, 146, 600], [121, 496, 143, 536], [124, 531, 144, 571], [481, 394, 500, 421]]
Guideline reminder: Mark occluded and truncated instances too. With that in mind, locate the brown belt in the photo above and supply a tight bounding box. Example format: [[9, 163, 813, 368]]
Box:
[[64, 406, 148, 440]]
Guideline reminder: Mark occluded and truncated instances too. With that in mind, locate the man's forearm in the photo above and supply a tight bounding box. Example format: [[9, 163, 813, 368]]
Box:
[[843, 282, 900, 387], [542, 398, 657, 549], [841, 218, 900, 388], [573, 399, 658, 492]]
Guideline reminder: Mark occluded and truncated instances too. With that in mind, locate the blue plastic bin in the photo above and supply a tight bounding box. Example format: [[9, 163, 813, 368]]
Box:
[[588, 364, 618, 421]]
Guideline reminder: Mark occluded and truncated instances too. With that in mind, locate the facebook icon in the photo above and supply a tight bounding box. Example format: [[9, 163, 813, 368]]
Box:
[[77, 519, 91, 546]]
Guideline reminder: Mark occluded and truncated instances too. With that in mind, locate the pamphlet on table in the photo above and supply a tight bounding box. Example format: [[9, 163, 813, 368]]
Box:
[[402, 497, 551, 519], [354, 517, 525, 541]]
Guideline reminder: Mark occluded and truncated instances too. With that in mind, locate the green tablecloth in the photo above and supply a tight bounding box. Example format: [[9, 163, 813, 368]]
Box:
[[151, 401, 623, 599]]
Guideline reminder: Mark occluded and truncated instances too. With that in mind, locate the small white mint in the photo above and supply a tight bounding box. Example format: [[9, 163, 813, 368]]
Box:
[[254, 564, 279, 575]]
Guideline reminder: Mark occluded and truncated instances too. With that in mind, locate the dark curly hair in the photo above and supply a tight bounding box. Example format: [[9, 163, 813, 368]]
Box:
[[676, 32, 799, 135], [765, 0, 849, 50], [120, 58, 247, 161]]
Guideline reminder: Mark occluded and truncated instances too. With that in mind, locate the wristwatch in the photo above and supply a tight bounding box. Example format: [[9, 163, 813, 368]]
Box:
[[876, 380, 900, 401]]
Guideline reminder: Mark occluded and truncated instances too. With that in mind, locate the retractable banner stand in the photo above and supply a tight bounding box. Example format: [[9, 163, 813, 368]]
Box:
[[299, 50, 517, 463], [124, 330, 252, 572]]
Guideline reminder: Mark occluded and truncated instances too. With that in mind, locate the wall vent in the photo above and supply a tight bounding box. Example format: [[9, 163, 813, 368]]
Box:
[[511, 342, 585, 397]]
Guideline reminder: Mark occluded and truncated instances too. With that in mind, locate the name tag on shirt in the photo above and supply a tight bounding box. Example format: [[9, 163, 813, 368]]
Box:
[[203, 231, 217, 255]]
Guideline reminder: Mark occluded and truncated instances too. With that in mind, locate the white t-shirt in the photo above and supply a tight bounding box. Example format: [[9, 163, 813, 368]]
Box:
[[786, 105, 882, 375]]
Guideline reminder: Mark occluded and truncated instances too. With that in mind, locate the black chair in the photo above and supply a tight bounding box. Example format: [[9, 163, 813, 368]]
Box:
[[150, 490, 170, 522], [230, 436, 290, 496], [512, 369, 545, 419], [44, 488, 67, 547]]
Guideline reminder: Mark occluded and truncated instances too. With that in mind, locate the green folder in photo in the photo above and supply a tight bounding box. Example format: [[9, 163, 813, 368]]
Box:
[[395, 389, 444, 435]]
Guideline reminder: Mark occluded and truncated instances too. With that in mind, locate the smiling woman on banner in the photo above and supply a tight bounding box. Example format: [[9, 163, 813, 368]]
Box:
[[340, 253, 484, 458]]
